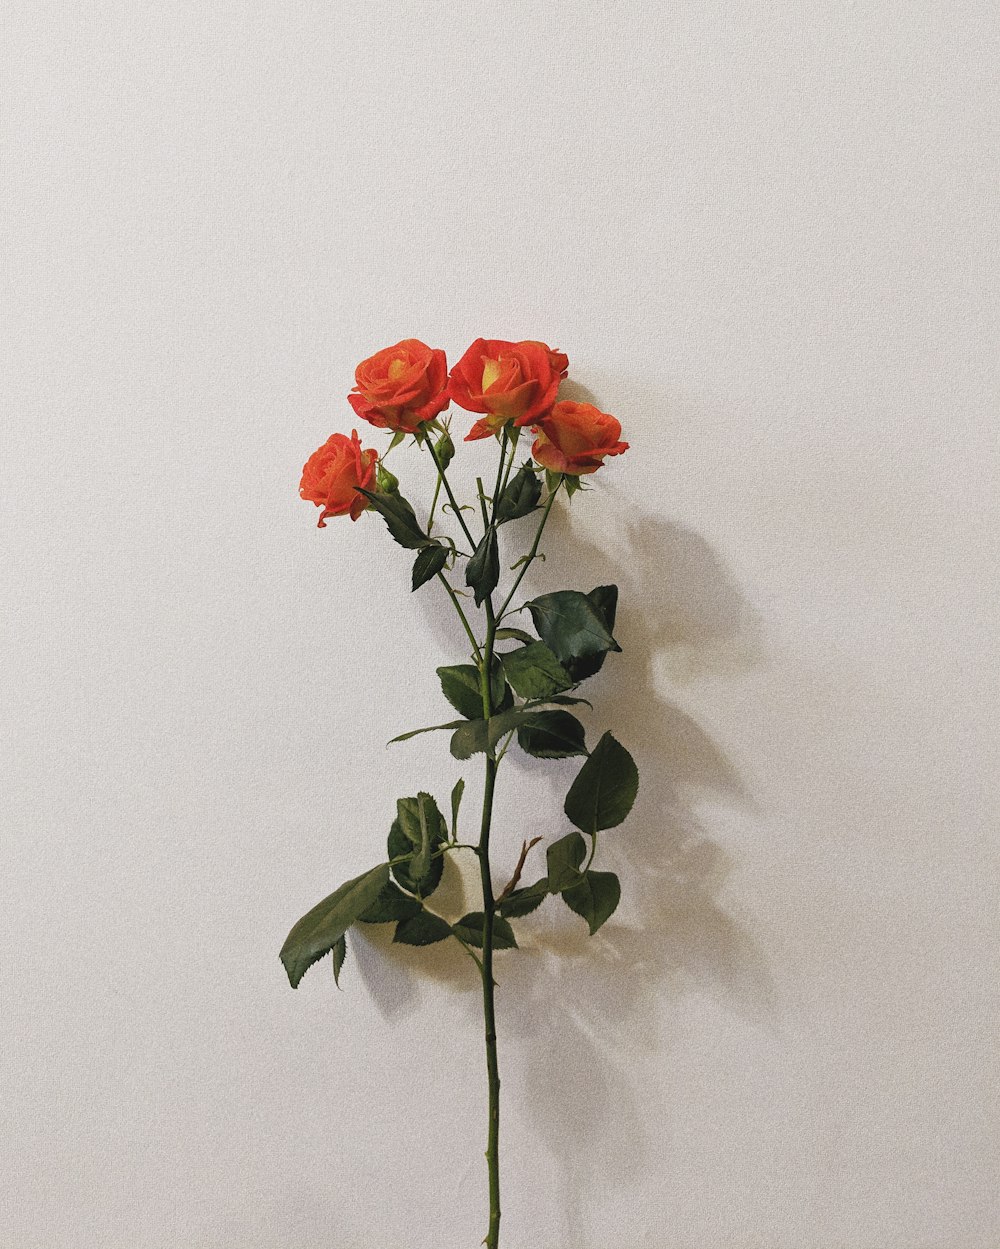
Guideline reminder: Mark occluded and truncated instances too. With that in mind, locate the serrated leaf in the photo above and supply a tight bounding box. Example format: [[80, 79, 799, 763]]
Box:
[[517, 710, 588, 759], [411, 544, 449, 590], [358, 879, 422, 924], [449, 718, 489, 760], [332, 935, 347, 986], [524, 590, 621, 673], [500, 642, 573, 699], [393, 910, 452, 946], [546, 832, 587, 893], [498, 879, 549, 919], [495, 461, 542, 523], [438, 663, 506, 721], [388, 814, 445, 898], [494, 627, 536, 644], [396, 793, 446, 883], [569, 585, 621, 680], [564, 732, 638, 834], [450, 777, 465, 840], [466, 529, 500, 607], [356, 488, 430, 551], [389, 718, 468, 744], [452, 912, 518, 950], [280, 864, 390, 988], [562, 870, 621, 934]]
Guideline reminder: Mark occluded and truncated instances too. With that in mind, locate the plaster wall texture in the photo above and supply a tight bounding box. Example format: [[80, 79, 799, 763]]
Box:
[[3, 3, 998, 1247]]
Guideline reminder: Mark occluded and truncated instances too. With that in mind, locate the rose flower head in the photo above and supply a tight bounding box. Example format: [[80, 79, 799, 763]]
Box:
[[348, 338, 449, 434], [300, 429, 378, 525], [449, 338, 569, 441], [531, 401, 629, 476]]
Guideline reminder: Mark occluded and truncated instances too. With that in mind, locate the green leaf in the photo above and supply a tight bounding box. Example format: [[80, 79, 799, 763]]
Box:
[[494, 626, 536, 644], [395, 793, 446, 884], [466, 529, 500, 607], [358, 879, 422, 924], [450, 777, 465, 841], [517, 710, 587, 759], [332, 935, 347, 987], [449, 718, 489, 760], [563, 474, 584, 498], [389, 718, 467, 744], [538, 694, 593, 709], [387, 430, 406, 452], [453, 912, 518, 950], [437, 663, 507, 721], [499, 642, 573, 699], [524, 590, 621, 674], [564, 731, 639, 833], [356, 488, 431, 551], [498, 878, 549, 919], [562, 870, 621, 934], [393, 910, 452, 946], [411, 543, 449, 590], [546, 832, 587, 893], [569, 585, 621, 680], [495, 461, 542, 523], [280, 864, 390, 988], [388, 814, 445, 898]]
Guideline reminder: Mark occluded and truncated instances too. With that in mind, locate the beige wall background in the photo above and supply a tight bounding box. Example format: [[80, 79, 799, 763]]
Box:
[[3, 2, 998, 1247]]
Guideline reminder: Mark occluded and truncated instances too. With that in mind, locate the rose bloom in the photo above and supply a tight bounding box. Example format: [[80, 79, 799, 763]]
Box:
[[448, 338, 569, 440], [300, 429, 378, 525], [348, 338, 449, 433], [531, 401, 629, 476]]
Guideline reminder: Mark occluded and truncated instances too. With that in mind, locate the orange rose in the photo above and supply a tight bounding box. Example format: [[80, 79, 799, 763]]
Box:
[[531, 401, 629, 476], [448, 339, 569, 440], [300, 429, 378, 525], [348, 338, 449, 433]]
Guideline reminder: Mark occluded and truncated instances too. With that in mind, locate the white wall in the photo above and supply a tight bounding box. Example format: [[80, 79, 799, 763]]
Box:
[[3, 3, 998, 1247]]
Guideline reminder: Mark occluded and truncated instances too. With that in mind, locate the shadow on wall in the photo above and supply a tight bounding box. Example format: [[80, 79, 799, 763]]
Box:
[[351, 458, 776, 1248]]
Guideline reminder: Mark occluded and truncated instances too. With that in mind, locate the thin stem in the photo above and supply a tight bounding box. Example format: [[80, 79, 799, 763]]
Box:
[[496, 477, 562, 619], [436, 572, 482, 662], [426, 437, 478, 550], [426, 469, 443, 533]]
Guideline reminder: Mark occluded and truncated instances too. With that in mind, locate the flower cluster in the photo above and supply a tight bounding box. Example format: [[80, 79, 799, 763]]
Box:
[[300, 337, 628, 525]]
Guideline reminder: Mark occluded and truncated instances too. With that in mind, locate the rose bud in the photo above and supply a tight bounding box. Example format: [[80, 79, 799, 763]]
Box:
[[348, 339, 450, 434], [300, 429, 378, 526], [531, 401, 629, 476], [448, 339, 569, 441]]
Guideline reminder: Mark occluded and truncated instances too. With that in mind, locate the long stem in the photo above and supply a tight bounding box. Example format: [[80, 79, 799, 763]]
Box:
[[496, 477, 562, 619], [426, 437, 478, 551], [436, 572, 482, 663], [477, 605, 501, 1249]]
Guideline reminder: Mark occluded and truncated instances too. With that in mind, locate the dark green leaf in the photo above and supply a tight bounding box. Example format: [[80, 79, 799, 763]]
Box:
[[437, 663, 506, 721], [396, 793, 446, 883], [466, 529, 500, 607], [356, 488, 430, 551], [563, 474, 584, 498], [393, 910, 452, 946], [524, 590, 621, 674], [280, 864, 390, 988], [450, 777, 465, 841], [546, 832, 587, 893], [562, 870, 621, 934], [569, 585, 621, 679], [495, 461, 542, 523], [498, 879, 549, 919], [389, 718, 467, 745], [495, 627, 536, 644], [564, 731, 639, 833], [452, 912, 518, 950], [539, 694, 593, 708], [517, 710, 588, 759], [331, 935, 347, 986], [388, 815, 445, 898], [500, 642, 573, 699], [411, 544, 449, 590], [358, 879, 422, 924], [449, 718, 489, 760]]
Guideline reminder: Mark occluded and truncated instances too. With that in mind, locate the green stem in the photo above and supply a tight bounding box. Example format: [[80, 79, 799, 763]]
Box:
[[436, 573, 482, 662], [427, 469, 443, 534], [496, 477, 562, 619], [426, 437, 478, 551]]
